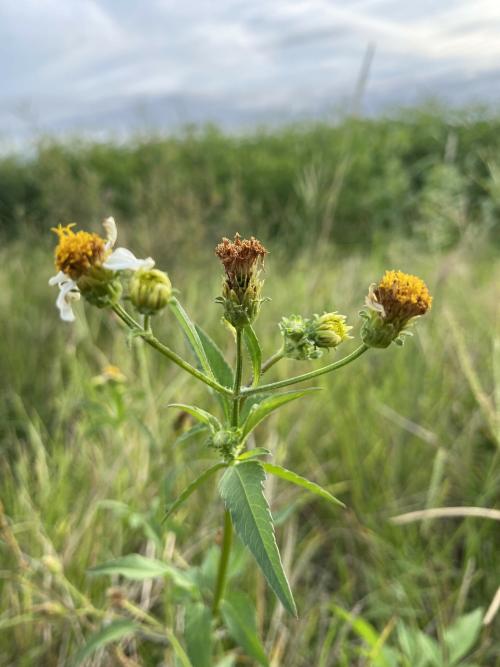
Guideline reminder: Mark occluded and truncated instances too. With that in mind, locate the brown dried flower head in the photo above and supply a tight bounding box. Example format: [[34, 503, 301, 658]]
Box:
[[215, 233, 267, 287], [215, 233, 268, 328]]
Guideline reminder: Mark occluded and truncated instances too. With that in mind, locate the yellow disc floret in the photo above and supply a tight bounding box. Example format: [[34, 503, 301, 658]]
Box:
[[52, 224, 107, 279], [375, 270, 432, 321]]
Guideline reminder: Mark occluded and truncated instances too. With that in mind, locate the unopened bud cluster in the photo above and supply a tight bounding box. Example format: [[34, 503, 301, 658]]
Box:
[[208, 427, 242, 461], [280, 312, 352, 361]]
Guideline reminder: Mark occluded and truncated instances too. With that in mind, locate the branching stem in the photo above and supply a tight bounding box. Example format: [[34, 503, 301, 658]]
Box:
[[240, 344, 369, 396], [111, 303, 232, 397]]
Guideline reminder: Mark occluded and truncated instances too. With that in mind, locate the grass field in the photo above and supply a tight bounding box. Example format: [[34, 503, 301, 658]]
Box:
[[1, 111, 499, 666]]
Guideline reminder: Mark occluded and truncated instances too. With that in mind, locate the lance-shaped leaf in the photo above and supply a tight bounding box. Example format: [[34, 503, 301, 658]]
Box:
[[196, 324, 234, 420], [88, 553, 196, 592], [168, 403, 221, 431], [165, 463, 228, 519], [241, 388, 321, 441], [243, 325, 262, 387], [262, 463, 345, 508], [195, 324, 234, 389], [169, 298, 214, 378], [219, 461, 296, 616], [72, 620, 139, 666]]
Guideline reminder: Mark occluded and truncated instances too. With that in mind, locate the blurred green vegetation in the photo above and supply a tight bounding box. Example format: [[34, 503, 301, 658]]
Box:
[[0, 110, 499, 665], [1, 107, 500, 252]]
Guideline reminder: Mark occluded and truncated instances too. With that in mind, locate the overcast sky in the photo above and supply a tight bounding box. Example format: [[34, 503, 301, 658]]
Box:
[[2, 0, 500, 142]]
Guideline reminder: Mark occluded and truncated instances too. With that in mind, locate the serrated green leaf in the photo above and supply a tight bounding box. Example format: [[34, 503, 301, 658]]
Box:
[[237, 448, 271, 461], [244, 325, 262, 387], [195, 324, 234, 420], [443, 609, 483, 665], [185, 603, 213, 667], [241, 388, 321, 441], [168, 403, 221, 430], [169, 298, 213, 378], [219, 461, 296, 616], [262, 463, 345, 508], [72, 620, 139, 666], [165, 463, 228, 520], [88, 554, 195, 592], [221, 591, 269, 667]]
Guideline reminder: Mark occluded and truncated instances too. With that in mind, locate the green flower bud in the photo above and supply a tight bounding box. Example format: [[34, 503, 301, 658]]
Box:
[[129, 269, 172, 315], [279, 315, 323, 361], [208, 427, 242, 461], [280, 311, 352, 360], [77, 266, 122, 308], [311, 312, 352, 349]]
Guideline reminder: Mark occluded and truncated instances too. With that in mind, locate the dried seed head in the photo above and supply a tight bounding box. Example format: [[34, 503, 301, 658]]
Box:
[[215, 233, 268, 284], [215, 233, 268, 329]]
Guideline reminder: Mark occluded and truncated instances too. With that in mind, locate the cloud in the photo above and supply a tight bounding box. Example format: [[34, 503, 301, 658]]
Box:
[[1, 0, 500, 141]]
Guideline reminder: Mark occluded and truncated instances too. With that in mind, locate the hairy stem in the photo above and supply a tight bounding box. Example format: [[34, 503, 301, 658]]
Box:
[[231, 329, 243, 426], [212, 509, 233, 615], [241, 344, 369, 396], [111, 304, 232, 397], [213, 329, 243, 615], [260, 347, 285, 375]]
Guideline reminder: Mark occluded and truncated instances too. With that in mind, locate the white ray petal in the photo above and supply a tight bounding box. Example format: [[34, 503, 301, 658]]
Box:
[[103, 247, 155, 271], [49, 270, 68, 286], [103, 216, 117, 250], [55, 280, 80, 322]]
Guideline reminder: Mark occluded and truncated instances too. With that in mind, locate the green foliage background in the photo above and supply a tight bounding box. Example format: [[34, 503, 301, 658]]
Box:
[[0, 108, 499, 665]]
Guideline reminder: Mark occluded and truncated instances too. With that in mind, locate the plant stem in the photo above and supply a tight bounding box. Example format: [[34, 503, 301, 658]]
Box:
[[231, 328, 243, 426], [212, 329, 243, 616], [111, 303, 232, 397], [241, 344, 370, 396], [260, 347, 285, 375], [212, 509, 233, 615]]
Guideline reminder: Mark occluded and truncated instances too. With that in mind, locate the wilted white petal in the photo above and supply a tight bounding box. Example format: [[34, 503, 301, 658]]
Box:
[[49, 270, 67, 286], [365, 284, 386, 316], [55, 279, 80, 322], [103, 216, 117, 250], [103, 247, 155, 271]]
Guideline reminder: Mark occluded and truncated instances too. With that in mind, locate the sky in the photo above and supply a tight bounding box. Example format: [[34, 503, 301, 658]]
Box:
[[2, 0, 500, 142]]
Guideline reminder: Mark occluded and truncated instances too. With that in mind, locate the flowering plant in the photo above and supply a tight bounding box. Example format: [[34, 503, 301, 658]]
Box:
[[49, 222, 432, 664]]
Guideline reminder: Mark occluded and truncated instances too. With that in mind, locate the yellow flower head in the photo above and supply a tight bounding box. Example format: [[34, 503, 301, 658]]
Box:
[[371, 270, 432, 321], [361, 270, 432, 348], [52, 224, 108, 280]]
